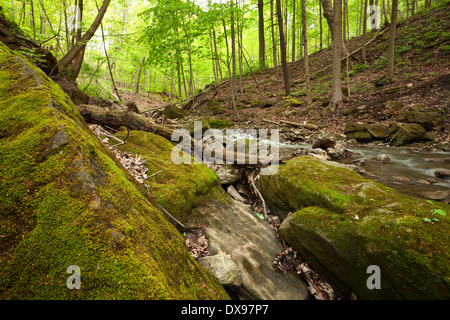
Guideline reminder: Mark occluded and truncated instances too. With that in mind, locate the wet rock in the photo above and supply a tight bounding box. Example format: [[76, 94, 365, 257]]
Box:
[[214, 164, 242, 185], [419, 190, 449, 203], [198, 254, 242, 288], [376, 154, 391, 164], [259, 156, 450, 300], [189, 198, 309, 300], [435, 169, 450, 179], [226, 184, 247, 203], [312, 138, 336, 150]]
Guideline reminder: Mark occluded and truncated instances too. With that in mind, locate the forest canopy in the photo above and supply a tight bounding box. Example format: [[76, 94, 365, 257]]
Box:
[[0, 0, 440, 101]]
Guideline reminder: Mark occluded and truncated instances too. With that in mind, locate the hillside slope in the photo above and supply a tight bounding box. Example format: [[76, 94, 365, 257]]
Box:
[[187, 2, 450, 146]]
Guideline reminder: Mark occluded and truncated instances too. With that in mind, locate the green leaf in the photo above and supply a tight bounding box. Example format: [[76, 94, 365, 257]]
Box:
[[432, 218, 439, 222], [431, 209, 447, 217], [255, 213, 264, 220], [423, 218, 431, 223]]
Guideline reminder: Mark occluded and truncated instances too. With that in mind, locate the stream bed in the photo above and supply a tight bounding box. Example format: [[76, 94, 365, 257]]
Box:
[[223, 129, 450, 203]]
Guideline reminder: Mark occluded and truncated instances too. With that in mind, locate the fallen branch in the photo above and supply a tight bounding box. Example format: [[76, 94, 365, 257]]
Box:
[[248, 171, 267, 219], [279, 120, 318, 130], [159, 204, 186, 229]]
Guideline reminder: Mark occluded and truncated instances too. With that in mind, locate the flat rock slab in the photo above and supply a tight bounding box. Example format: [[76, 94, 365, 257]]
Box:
[[189, 195, 309, 300]]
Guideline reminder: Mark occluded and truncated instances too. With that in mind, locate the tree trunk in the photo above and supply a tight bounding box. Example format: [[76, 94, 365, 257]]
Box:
[[270, 0, 278, 69], [258, 0, 266, 69], [387, 0, 398, 78], [301, 0, 311, 105], [70, 0, 84, 80], [57, 0, 111, 75], [230, 0, 238, 114], [362, 0, 368, 64], [135, 56, 146, 95], [292, 0, 296, 62], [276, 0, 290, 95], [330, 0, 343, 112]]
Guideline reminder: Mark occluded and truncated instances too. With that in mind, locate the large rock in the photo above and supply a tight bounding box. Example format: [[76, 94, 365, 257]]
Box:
[[396, 110, 444, 131], [198, 254, 242, 287], [188, 197, 310, 300], [366, 123, 388, 139], [258, 156, 450, 300], [0, 41, 228, 300], [390, 123, 427, 146], [163, 104, 186, 119], [113, 124, 309, 300]]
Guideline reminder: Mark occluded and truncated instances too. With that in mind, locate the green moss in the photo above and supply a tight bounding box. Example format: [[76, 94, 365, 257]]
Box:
[[0, 41, 228, 300], [207, 119, 231, 128], [114, 130, 220, 223], [263, 156, 450, 299]]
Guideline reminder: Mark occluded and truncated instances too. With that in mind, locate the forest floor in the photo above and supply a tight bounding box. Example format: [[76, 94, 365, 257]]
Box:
[[127, 3, 449, 146]]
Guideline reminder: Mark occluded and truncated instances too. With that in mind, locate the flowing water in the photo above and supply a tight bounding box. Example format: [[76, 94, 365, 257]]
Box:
[[222, 129, 450, 202]]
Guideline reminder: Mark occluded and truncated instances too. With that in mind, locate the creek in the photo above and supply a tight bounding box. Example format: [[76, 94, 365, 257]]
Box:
[[222, 129, 450, 203]]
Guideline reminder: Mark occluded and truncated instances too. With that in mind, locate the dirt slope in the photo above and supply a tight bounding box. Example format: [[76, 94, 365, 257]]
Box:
[[187, 2, 450, 145]]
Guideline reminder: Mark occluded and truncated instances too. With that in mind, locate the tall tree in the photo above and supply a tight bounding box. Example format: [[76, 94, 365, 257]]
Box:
[[270, 0, 278, 69], [258, 0, 266, 69], [57, 0, 111, 78], [387, 0, 398, 78], [276, 0, 290, 95], [361, 0, 368, 64], [301, 0, 311, 105], [330, 0, 343, 111], [230, 0, 238, 114]]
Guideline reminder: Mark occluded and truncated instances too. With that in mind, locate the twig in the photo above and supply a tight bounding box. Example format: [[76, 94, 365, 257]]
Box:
[[143, 169, 164, 181], [158, 204, 186, 229], [248, 171, 267, 219]]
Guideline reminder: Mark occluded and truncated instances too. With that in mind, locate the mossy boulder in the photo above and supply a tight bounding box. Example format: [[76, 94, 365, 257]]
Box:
[[390, 123, 427, 146], [366, 123, 388, 139], [258, 156, 450, 300], [0, 41, 228, 300], [113, 130, 220, 224], [396, 110, 444, 131], [346, 131, 373, 142], [207, 99, 225, 115], [163, 104, 185, 119]]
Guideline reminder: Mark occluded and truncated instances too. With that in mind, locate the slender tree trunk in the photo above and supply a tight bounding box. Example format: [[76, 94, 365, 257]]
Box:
[[71, 0, 84, 80], [258, 0, 266, 69], [330, 0, 343, 111], [362, 0, 368, 64], [276, 0, 290, 95], [301, 0, 311, 105], [57, 0, 111, 74], [319, 1, 323, 50], [100, 19, 121, 102], [292, 0, 296, 62], [230, 1, 238, 114], [135, 56, 145, 94], [387, 0, 398, 78], [30, 0, 36, 41], [270, 0, 278, 70], [212, 27, 222, 79]]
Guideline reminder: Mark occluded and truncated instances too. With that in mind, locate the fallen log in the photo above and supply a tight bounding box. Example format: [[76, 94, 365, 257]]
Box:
[[279, 120, 319, 130], [78, 104, 281, 167], [76, 104, 174, 141]]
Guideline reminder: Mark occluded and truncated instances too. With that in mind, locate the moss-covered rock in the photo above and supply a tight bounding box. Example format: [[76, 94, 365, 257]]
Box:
[[259, 156, 450, 300], [0, 41, 229, 300], [113, 130, 220, 224]]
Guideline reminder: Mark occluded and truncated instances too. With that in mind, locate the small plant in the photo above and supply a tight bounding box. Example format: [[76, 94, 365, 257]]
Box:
[[423, 203, 447, 223]]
